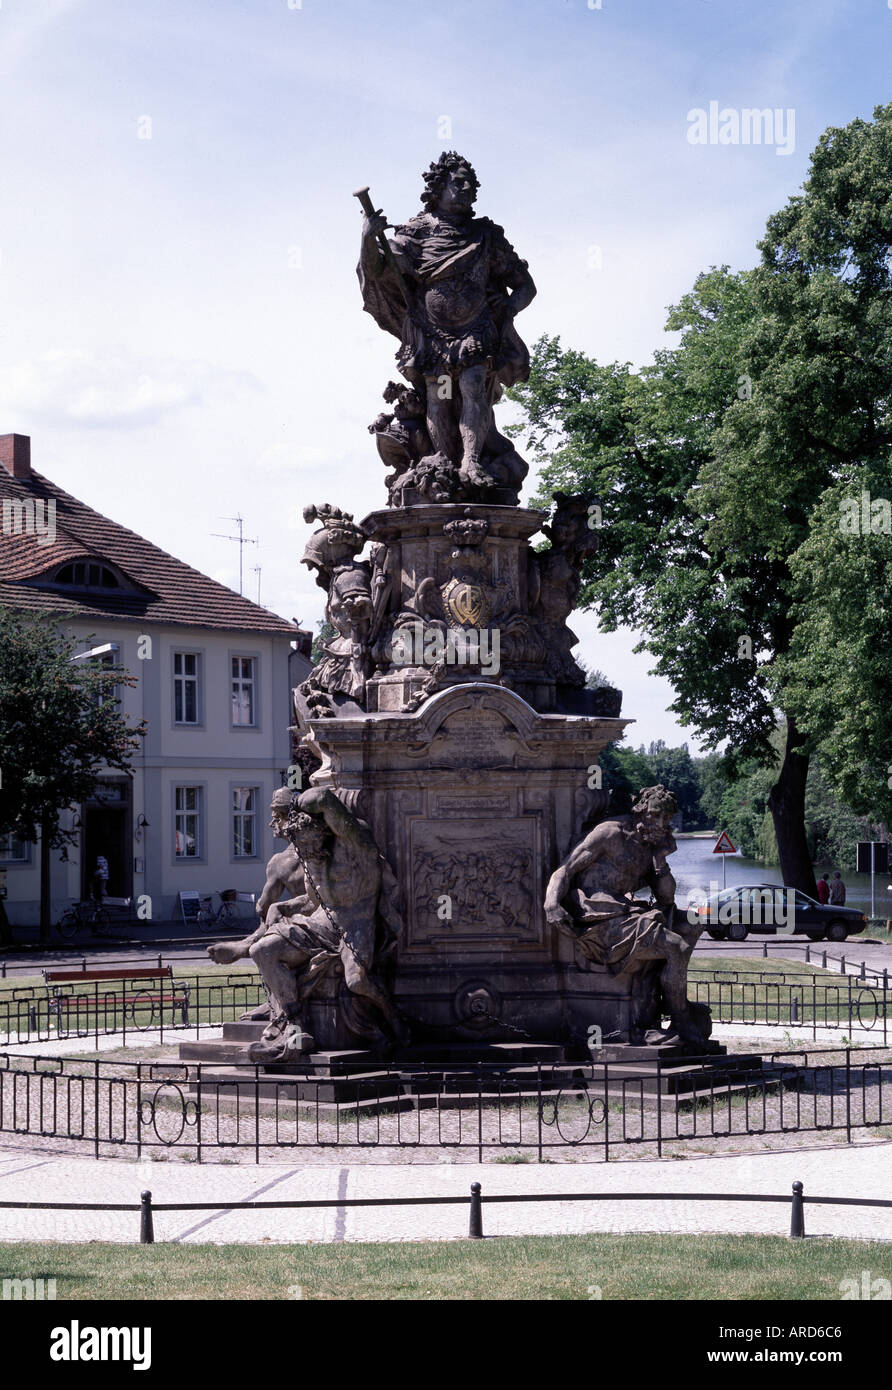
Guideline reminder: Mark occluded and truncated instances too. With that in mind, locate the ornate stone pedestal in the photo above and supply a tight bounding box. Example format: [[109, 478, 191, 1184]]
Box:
[[302, 683, 634, 1047]]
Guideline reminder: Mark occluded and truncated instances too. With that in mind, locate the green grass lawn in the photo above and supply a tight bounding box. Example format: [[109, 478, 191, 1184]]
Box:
[[689, 954, 889, 1026], [1, 1233, 888, 1300], [694, 955, 839, 978], [0, 961, 264, 1032]]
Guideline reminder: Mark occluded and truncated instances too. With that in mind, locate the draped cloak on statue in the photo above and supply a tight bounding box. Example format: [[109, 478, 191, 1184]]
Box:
[[357, 213, 531, 390]]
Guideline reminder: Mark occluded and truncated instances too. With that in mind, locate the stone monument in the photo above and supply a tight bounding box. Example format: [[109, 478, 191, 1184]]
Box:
[[198, 152, 713, 1070]]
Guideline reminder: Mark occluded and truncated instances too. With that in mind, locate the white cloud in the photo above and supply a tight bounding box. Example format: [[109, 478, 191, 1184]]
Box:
[[0, 350, 261, 429]]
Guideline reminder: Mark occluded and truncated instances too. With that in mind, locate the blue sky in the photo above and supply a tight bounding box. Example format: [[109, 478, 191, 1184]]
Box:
[[1, 0, 889, 750]]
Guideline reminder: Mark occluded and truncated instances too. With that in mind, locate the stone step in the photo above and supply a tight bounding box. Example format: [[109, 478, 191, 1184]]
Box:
[[187, 1070, 421, 1111], [221, 1022, 267, 1041], [193, 1068, 408, 1102], [395, 1042, 568, 1065]]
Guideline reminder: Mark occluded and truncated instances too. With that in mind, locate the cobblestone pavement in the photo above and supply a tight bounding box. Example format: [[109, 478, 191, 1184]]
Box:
[[0, 1138, 889, 1246]]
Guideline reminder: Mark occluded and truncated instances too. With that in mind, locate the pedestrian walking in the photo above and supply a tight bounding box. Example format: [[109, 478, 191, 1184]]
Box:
[[829, 871, 846, 906], [816, 873, 831, 905]]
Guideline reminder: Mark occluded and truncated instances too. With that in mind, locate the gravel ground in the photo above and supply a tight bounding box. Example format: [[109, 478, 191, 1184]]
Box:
[[0, 1034, 889, 1166]]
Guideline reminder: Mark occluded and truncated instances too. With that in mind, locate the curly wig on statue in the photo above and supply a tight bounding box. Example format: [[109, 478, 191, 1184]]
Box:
[[420, 151, 480, 211]]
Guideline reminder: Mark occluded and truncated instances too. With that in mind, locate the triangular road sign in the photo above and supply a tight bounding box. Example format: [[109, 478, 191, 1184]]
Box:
[[712, 830, 737, 854]]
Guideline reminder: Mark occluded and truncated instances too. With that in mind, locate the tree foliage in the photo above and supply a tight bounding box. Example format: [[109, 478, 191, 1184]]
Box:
[[509, 103, 892, 889], [0, 608, 145, 853]]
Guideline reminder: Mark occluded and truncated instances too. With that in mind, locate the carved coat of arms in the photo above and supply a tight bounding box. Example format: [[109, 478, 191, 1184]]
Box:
[[441, 576, 492, 629]]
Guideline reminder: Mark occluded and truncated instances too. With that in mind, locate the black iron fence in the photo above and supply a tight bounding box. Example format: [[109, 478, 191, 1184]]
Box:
[[2, 964, 888, 1050], [1, 1180, 891, 1244], [0, 970, 266, 1048], [689, 969, 890, 1041], [0, 1043, 889, 1163]]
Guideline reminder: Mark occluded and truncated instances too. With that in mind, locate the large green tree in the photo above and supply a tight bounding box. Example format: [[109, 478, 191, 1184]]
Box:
[[510, 104, 892, 892], [0, 608, 145, 938]]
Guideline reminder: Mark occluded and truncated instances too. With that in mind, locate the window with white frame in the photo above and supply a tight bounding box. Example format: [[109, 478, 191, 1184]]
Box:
[[232, 786, 259, 857], [174, 786, 202, 858], [90, 648, 119, 710], [173, 652, 200, 724], [0, 833, 28, 861], [231, 656, 256, 726]]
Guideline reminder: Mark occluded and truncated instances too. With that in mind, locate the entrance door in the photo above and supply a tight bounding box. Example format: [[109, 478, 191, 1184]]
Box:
[[83, 805, 130, 899]]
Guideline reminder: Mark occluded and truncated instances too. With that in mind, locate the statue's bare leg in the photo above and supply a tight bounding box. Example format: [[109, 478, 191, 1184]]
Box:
[[457, 363, 491, 486], [340, 941, 409, 1043], [246, 935, 319, 1062], [628, 929, 700, 1041], [249, 933, 309, 1014], [424, 373, 461, 462]]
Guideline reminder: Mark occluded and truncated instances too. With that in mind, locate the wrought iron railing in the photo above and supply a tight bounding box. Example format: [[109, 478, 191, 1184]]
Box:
[[688, 969, 890, 1040], [0, 1043, 889, 1163]]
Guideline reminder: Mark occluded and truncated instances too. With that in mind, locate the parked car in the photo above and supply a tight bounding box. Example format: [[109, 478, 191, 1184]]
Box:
[[694, 883, 867, 942]]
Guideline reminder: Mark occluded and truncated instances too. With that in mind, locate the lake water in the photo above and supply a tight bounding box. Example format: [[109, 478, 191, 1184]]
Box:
[[670, 835, 891, 919]]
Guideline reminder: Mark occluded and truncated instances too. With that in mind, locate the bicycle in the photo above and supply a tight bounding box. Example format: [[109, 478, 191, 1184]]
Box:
[[196, 890, 249, 933], [56, 899, 111, 941]]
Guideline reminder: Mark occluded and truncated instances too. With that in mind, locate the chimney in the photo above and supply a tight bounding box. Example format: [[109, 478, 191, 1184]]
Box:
[[0, 435, 31, 479]]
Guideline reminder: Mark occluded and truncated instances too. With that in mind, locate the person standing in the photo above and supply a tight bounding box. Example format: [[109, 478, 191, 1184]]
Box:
[[816, 872, 831, 905], [91, 856, 109, 903], [829, 872, 847, 906]]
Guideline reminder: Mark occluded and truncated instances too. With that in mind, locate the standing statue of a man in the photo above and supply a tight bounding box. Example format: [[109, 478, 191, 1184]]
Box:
[[545, 786, 711, 1047], [358, 151, 536, 493], [210, 788, 404, 1061]]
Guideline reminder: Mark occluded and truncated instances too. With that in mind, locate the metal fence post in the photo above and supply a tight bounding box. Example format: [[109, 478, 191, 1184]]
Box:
[[93, 1058, 100, 1160], [536, 1064, 542, 1164], [140, 1190, 155, 1244], [655, 1053, 662, 1159], [469, 1182, 483, 1239], [790, 1181, 805, 1238]]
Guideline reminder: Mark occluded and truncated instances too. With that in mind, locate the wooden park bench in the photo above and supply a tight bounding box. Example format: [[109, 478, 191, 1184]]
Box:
[[42, 966, 190, 1032]]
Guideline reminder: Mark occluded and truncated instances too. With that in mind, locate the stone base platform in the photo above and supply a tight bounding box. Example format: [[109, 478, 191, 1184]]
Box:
[[179, 1024, 781, 1113]]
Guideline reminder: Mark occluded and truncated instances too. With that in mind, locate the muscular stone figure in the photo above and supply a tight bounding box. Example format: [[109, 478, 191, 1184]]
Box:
[[545, 785, 710, 1046], [212, 788, 404, 1061], [207, 788, 306, 1021]]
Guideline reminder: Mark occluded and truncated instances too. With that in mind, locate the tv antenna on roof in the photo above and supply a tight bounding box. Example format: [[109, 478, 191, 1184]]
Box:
[[211, 514, 257, 596]]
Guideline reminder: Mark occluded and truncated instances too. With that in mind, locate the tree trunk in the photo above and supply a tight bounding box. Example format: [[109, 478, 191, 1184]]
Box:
[[768, 718, 816, 894], [39, 814, 52, 943]]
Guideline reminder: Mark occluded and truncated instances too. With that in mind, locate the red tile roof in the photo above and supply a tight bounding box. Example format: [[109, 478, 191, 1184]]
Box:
[[0, 466, 296, 636]]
